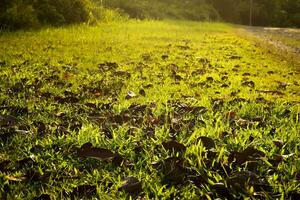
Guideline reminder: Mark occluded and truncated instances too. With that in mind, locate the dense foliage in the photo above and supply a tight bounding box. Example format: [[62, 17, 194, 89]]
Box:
[[209, 0, 300, 27], [0, 0, 299, 30], [104, 0, 219, 21], [0, 0, 122, 30], [104, 0, 300, 27]]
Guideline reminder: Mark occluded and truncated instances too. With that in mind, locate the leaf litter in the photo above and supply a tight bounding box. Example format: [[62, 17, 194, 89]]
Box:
[[0, 21, 299, 199]]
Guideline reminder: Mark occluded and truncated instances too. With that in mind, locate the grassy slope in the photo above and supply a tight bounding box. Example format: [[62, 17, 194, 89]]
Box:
[[0, 21, 300, 199]]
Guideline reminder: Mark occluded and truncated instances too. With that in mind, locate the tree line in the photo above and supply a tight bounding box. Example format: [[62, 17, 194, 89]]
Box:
[[209, 0, 300, 27], [1, 0, 299, 30], [105, 0, 300, 27], [0, 0, 122, 30]]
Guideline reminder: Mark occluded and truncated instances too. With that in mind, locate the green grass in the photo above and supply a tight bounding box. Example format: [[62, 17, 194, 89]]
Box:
[[0, 20, 300, 199]]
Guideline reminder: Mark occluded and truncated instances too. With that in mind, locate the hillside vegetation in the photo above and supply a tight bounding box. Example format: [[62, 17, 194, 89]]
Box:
[[1, 0, 300, 30]]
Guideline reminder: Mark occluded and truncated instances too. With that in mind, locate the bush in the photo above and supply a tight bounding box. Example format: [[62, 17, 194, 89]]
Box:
[[105, 0, 219, 21], [0, 0, 123, 30], [0, 2, 40, 29]]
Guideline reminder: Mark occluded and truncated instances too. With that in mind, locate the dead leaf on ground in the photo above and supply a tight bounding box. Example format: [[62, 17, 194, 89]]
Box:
[[71, 185, 97, 197], [0, 115, 18, 126], [212, 182, 233, 199], [98, 62, 118, 72], [119, 177, 142, 194], [197, 136, 215, 149], [228, 146, 265, 166], [275, 81, 290, 89], [162, 140, 186, 152], [0, 160, 11, 172], [256, 90, 285, 95], [227, 171, 260, 189], [0, 128, 17, 143], [153, 157, 188, 184], [273, 140, 284, 148], [225, 111, 236, 120], [16, 156, 36, 169], [32, 194, 51, 200], [288, 190, 300, 200], [25, 170, 50, 182], [78, 142, 115, 160], [114, 70, 131, 78], [139, 89, 146, 96], [241, 80, 255, 88]]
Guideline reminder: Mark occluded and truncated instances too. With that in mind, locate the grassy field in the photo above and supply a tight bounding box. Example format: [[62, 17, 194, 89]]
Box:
[[0, 21, 300, 199]]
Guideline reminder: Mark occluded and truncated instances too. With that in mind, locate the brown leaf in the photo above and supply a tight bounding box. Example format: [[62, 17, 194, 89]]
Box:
[[241, 80, 255, 88], [0, 115, 18, 126], [0, 160, 11, 172], [255, 90, 285, 95], [71, 185, 97, 197], [112, 153, 127, 166], [0, 128, 17, 143], [139, 89, 146, 96], [227, 171, 259, 189], [275, 81, 290, 89], [273, 140, 284, 148], [188, 171, 209, 187], [197, 136, 215, 149], [119, 177, 142, 194], [98, 62, 118, 72], [242, 72, 251, 76], [162, 140, 186, 152], [288, 190, 300, 200], [228, 147, 265, 166], [78, 142, 115, 160], [212, 182, 233, 199], [228, 151, 248, 165], [160, 157, 189, 184], [220, 83, 229, 88], [225, 111, 236, 120], [206, 76, 214, 82], [162, 54, 169, 60], [16, 157, 36, 169], [32, 194, 51, 200], [229, 55, 241, 59], [56, 96, 80, 104], [242, 146, 265, 158], [25, 170, 50, 182], [295, 171, 300, 181], [114, 70, 131, 78], [128, 104, 147, 114]]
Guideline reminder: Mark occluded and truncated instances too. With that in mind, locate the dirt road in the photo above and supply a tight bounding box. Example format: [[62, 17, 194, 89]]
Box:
[[244, 26, 300, 55]]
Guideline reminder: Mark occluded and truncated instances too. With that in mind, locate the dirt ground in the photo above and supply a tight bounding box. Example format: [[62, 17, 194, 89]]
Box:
[[245, 26, 300, 55]]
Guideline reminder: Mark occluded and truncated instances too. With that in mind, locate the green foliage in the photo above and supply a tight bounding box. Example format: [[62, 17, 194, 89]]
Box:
[[0, 0, 123, 30], [209, 0, 300, 27], [105, 0, 219, 21], [1, 0, 299, 29], [104, 0, 300, 27], [0, 1, 39, 29]]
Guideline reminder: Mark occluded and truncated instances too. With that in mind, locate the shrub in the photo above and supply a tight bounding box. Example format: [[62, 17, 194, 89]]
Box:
[[0, 0, 123, 30], [105, 0, 219, 21], [0, 2, 40, 29]]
